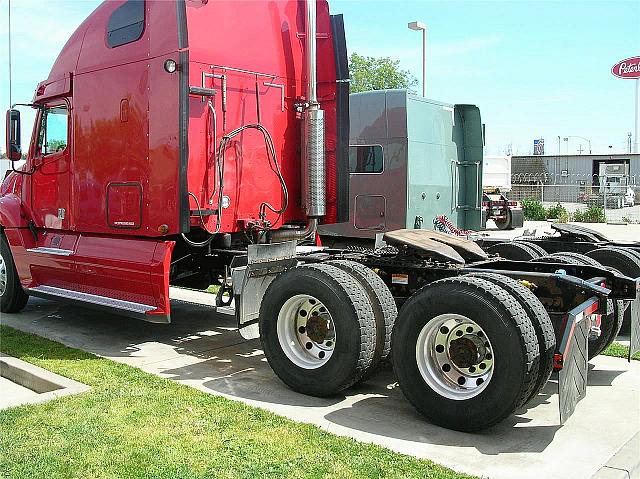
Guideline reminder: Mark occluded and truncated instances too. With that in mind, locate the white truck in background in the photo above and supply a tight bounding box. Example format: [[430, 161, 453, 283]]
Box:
[[598, 163, 635, 208], [481, 155, 523, 230]]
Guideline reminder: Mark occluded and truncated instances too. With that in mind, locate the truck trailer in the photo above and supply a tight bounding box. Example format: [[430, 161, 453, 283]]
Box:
[[2, 0, 639, 432]]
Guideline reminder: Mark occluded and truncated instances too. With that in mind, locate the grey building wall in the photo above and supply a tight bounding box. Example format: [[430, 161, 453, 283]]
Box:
[[511, 153, 639, 204], [512, 153, 640, 179]]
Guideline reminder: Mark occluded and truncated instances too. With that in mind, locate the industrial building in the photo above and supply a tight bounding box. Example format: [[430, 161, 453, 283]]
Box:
[[510, 153, 639, 211], [512, 153, 640, 179]]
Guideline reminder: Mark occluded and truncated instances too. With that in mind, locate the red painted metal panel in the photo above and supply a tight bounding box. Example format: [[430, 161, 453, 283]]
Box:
[[72, 60, 150, 233], [147, 54, 181, 235], [10, 229, 172, 315], [106, 183, 143, 229], [184, 0, 339, 233]]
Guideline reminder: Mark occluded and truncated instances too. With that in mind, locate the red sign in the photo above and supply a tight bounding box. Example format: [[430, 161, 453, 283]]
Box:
[[611, 56, 640, 79]]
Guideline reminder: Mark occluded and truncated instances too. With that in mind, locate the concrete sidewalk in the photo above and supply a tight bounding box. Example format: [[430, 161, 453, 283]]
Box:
[[2, 291, 639, 479]]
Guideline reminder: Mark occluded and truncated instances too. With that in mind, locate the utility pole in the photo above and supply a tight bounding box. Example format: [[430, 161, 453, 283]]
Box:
[[635, 78, 639, 153], [629, 132, 633, 153], [577, 144, 584, 154]]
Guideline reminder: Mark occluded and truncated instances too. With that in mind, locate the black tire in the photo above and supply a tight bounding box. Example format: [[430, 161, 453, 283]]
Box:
[[586, 247, 640, 335], [531, 254, 572, 264], [327, 260, 397, 379], [466, 272, 555, 405], [487, 241, 541, 261], [515, 240, 547, 257], [259, 263, 376, 397], [1, 233, 29, 313], [540, 252, 621, 360], [494, 210, 513, 230], [392, 276, 539, 432]]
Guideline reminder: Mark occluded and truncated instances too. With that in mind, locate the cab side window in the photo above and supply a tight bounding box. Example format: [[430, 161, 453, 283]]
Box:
[[37, 106, 69, 156], [349, 145, 384, 174]]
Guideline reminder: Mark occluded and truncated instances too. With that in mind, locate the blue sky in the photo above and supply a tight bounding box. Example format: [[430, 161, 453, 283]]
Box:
[[1, 0, 639, 155]]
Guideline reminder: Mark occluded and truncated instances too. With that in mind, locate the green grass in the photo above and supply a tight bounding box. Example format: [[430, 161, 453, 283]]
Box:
[[0, 325, 472, 479], [601, 342, 640, 361]]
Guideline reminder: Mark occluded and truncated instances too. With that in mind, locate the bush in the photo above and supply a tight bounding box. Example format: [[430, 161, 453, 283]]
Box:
[[572, 205, 606, 223], [522, 198, 546, 221], [545, 203, 569, 223]]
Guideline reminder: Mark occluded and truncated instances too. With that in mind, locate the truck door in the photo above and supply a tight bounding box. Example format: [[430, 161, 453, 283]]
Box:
[[452, 105, 483, 231], [30, 102, 72, 230]]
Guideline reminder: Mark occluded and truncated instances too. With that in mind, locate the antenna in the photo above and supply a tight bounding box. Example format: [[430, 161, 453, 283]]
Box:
[[8, 0, 12, 108]]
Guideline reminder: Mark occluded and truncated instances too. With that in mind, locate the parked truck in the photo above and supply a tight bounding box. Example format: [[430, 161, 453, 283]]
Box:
[[319, 90, 483, 243], [481, 155, 524, 230], [2, 0, 639, 432]]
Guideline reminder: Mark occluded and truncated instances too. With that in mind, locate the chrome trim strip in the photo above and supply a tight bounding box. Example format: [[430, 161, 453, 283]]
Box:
[[26, 247, 74, 256]]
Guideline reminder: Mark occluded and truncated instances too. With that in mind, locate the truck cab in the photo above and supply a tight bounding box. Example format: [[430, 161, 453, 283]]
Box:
[[2, 0, 348, 322]]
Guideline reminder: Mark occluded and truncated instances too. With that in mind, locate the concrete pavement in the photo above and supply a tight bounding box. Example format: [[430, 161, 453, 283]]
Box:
[[2, 288, 639, 479]]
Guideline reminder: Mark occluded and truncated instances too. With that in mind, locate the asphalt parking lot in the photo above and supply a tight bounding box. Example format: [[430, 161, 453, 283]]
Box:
[[2, 286, 638, 479]]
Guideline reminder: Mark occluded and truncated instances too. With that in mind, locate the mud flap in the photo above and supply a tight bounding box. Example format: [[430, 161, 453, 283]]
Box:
[[510, 208, 524, 228], [556, 298, 595, 424], [232, 241, 297, 340], [629, 295, 640, 361]]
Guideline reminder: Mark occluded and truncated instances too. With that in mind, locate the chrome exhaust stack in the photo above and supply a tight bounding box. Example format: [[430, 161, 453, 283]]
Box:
[[270, 0, 325, 243], [302, 0, 325, 219]]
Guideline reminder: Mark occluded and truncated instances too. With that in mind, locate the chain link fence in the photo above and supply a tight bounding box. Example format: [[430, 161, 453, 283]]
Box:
[[510, 173, 639, 223]]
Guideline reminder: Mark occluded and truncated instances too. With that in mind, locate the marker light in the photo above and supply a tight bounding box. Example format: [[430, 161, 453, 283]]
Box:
[[164, 59, 177, 73]]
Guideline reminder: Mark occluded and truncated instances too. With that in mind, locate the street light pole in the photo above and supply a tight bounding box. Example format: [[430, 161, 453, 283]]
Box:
[[408, 21, 426, 97], [563, 135, 592, 154]]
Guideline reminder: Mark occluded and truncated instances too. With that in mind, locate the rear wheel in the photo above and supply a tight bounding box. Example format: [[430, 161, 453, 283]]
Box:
[[537, 252, 621, 360], [586, 247, 640, 335], [327, 260, 397, 380], [515, 241, 547, 257], [392, 276, 539, 431], [0, 233, 29, 314], [494, 210, 513, 230], [259, 264, 376, 396], [466, 272, 555, 405]]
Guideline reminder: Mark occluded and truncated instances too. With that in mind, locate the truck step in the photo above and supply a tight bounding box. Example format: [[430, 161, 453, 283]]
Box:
[[28, 285, 159, 319]]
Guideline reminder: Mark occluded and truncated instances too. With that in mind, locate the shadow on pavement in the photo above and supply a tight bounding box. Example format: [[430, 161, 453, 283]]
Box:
[[4, 296, 630, 456]]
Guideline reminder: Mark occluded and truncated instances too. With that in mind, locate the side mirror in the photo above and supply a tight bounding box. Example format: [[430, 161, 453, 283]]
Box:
[[5, 109, 22, 161]]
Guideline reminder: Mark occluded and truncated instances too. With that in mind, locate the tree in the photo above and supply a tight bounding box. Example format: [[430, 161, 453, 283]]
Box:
[[348, 53, 418, 94]]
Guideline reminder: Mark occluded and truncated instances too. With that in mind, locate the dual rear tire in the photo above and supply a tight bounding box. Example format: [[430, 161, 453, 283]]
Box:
[[392, 275, 544, 432], [535, 251, 624, 360], [259, 261, 396, 397], [260, 265, 552, 431]]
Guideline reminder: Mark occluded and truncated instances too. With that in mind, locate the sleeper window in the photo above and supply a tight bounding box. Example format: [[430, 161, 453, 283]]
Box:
[[107, 0, 145, 48], [349, 145, 384, 174]]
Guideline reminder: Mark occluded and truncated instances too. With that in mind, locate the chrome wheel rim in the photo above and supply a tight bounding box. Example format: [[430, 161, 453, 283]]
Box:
[[277, 294, 336, 369], [0, 250, 7, 296], [416, 314, 494, 400]]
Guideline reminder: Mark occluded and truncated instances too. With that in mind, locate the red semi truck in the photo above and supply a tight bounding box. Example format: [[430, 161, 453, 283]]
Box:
[[2, 0, 638, 432]]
